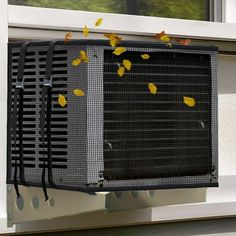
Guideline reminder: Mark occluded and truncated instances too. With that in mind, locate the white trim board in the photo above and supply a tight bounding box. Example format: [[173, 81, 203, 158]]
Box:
[[8, 5, 236, 41], [0, 0, 8, 230]]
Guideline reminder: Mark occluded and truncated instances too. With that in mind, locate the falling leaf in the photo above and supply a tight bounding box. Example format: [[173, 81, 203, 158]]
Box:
[[141, 54, 150, 59], [83, 25, 89, 37], [113, 47, 126, 56], [58, 94, 67, 107], [104, 33, 122, 47], [80, 50, 89, 62], [155, 31, 171, 43], [148, 83, 157, 95], [95, 17, 103, 27], [160, 35, 170, 43], [117, 66, 125, 77], [123, 59, 132, 71], [73, 89, 85, 96], [167, 42, 172, 48], [155, 30, 166, 39], [110, 36, 121, 47], [174, 38, 191, 45], [72, 58, 81, 66], [183, 96, 195, 107], [64, 32, 72, 44]]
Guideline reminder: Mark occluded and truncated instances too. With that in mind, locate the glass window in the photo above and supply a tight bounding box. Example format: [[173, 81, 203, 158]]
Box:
[[9, 0, 209, 21]]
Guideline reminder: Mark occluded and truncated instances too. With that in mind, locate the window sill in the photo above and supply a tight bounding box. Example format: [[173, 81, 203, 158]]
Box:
[[8, 5, 236, 41]]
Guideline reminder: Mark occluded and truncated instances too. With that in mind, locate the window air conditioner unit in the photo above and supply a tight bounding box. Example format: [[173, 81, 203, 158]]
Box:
[[7, 40, 218, 195]]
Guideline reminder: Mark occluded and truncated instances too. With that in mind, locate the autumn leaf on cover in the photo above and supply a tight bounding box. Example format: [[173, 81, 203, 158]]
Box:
[[73, 89, 85, 96], [95, 17, 103, 27], [64, 32, 72, 44], [113, 47, 126, 56], [173, 38, 191, 45], [160, 35, 170, 43], [123, 59, 132, 71], [183, 96, 195, 107], [155, 30, 166, 39], [83, 25, 89, 37], [141, 54, 150, 59], [148, 83, 157, 95], [72, 58, 81, 66], [104, 33, 122, 47], [117, 66, 125, 77], [58, 94, 67, 107], [110, 35, 122, 47], [155, 31, 171, 43], [80, 50, 89, 62]]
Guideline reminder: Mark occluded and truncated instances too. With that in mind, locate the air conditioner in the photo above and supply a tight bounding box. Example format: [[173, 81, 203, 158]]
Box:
[[7, 40, 218, 196]]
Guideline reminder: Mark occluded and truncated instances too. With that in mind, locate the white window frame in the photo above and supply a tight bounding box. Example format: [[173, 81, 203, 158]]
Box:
[[2, 1, 236, 234]]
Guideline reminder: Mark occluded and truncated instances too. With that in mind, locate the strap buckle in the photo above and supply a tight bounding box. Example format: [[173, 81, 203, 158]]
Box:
[[43, 75, 53, 87], [15, 81, 24, 89]]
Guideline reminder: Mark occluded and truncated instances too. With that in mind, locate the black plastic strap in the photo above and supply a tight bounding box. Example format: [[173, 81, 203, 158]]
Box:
[[13, 89, 20, 198], [12, 42, 30, 198], [40, 41, 56, 201]]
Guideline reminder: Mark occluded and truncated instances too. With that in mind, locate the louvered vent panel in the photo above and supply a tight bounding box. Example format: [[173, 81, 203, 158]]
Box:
[[103, 50, 212, 180], [10, 47, 68, 183]]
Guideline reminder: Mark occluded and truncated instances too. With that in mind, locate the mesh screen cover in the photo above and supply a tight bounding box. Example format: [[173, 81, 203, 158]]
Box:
[[7, 40, 218, 192]]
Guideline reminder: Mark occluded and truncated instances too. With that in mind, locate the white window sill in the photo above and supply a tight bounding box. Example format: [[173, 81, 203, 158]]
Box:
[[8, 5, 236, 41]]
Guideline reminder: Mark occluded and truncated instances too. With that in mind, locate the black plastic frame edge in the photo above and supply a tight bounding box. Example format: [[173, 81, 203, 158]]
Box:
[[8, 39, 218, 52], [7, 179, 218, 193]]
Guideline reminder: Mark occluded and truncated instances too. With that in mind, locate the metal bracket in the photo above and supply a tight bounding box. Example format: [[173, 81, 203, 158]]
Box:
[[7, 184, 207, 226]]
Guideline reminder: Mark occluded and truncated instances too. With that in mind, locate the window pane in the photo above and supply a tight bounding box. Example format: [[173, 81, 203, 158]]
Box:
[[9, 0, 209, 21]]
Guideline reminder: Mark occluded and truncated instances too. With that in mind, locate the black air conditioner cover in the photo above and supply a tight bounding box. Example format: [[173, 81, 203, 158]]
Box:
[[7, 40, 218, 192]]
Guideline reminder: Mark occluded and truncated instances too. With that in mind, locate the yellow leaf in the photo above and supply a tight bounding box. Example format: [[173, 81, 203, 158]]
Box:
[[95, 17, 103, 27], [83, 25, 89, 37], [123, 59, 132, 71], [64, 32, 72, 44], [113, 47, 126, 56], [73, 89, 85, 96], [104, 33, 122, 47], [80, 50, 89, 63], [141, 54, 150, 59], [183, 96, 195, 107], [117, 66, 125, 77], [110, 37, 119, 47], [58, 94, 67, 107], [72, 58, 81, 66], [160, 34, 170, 43], [167, 42, 172, 48], [148, 83, 157, 95]]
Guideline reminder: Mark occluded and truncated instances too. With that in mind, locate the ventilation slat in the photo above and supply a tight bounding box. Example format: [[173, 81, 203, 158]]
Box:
[[104, 71, 209, 78]]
